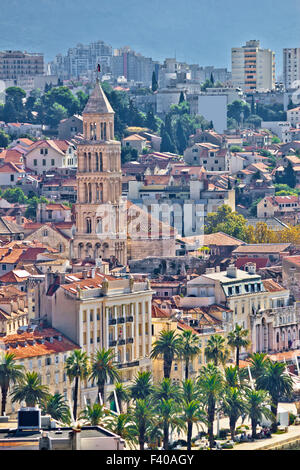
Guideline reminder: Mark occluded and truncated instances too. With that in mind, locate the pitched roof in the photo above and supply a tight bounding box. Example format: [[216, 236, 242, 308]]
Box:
[[232, 243, 291, 254], [83, 81, 114, 115], [151, 304, 171, 319], [262, 278, 286, 292]]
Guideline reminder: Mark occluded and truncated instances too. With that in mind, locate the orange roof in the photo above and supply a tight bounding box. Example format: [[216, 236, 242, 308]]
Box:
[[262, 279, 286, 292], [2, 328, 79, 359]]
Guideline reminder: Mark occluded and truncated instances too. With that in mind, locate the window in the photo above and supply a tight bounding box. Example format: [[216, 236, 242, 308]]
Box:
[[34, 159, 37, 166], [42, 159, 46, 166], [55, 355, 59, 364], [51, 159, 55, 166], [10, 174, 14, 182], [46, 357, 51, 366]]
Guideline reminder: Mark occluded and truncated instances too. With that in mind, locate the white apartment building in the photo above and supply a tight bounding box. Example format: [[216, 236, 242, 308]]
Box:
[[287, 106, 300, 127], [25, 140, 77, 175], [232, 40, 275, 92], [283, 48, 300, 90]]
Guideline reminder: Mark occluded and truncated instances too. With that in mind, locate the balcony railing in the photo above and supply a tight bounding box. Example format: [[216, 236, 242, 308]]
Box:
[[126, 316, 134, 322], [117, 360, 140, 369], [118, 339, 126, 345], [109, 318, 116, 325], [126, 338, 134, 344], [117, 317, 125, 324], [109, 340, 117, 347]]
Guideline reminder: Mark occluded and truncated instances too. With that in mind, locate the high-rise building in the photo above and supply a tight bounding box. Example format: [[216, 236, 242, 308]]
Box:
[[0, 50, 44, 80], [112, 47, 157, 85], [72, 80, 127, 265], [283, 48, 300, 90], [232, 40, 275, 92]]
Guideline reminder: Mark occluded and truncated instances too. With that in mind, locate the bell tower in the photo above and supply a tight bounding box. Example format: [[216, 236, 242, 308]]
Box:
[[73, 81, 127, 265]]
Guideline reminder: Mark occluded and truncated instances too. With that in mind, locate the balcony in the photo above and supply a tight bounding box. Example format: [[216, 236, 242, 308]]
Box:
[[109, 318, 116, 325], [117, 317, 125, 324], [117, 360, 140, 369], [118, 339, 126, 345], [109, 340, 117, 347], [126, 316, 134, 323], [126, 338, 134, 344]]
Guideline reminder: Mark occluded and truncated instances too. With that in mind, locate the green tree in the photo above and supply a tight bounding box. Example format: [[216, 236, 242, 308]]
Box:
[[0, 130, 11, 148], [204, 204, 249, 241], [89, 348, 120, 405], [197, 363, 224, 448], [2, 187, 27, 204], [41, 393, 71, 424], [108, 382, 130, 413], [0, 352, 24, 415], [129, 371, 153, 401], [245, 388, 272, 439], [11, 371, 49, 407], [222, 387, 246, 440], [65, 349, 89, 421], [204, 334, 229, 367], [180, 380, 205, 450], [178, 330, 201, 380], [145, 110, 157, 132], [256, 361, 293, 432], [155, 398, 184, 450], [227, 324, 250, 368], [227, 100, 250, 125], [106, 413, 136, 448], [179, 91, 185, 104], [151, 71, 158, 92], [248, 352, 270, 381], [152, 378, 180, 402], [150, 330, 181, 379], [175, 119, 188, 154], [45, 102, 68, 128], [128, 399, 154, 450], [79, 403, 110, 426]]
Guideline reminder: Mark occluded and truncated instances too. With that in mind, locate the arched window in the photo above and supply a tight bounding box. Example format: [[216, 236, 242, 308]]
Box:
[[100, 152, 103, 171], [95, 152, 99, 171], [96, 218, 102, 234], [86, 218, 92, 234]]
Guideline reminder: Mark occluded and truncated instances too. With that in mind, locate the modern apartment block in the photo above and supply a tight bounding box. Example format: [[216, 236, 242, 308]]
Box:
[[283, 48, 300, 90], [0, 50, 44, 80], [231, 40, 275, 92], [112, 47, 158, 86]]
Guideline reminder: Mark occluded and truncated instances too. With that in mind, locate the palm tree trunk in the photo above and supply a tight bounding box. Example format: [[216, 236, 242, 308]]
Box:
[[98, 384, 105, 405], [229, 416, 236, 441], [1, 386, 8, 416], [251, 418, 257, 439], [163, 422, 169, 450], [73, 376, 79, 421], [271, 401, 278, 433], [207, 400, 215, 449], [139, 432, 145, 450], [164, 358, 172, 379], [187, 421, 193, 450], [185, 359, 189, 380], [236, 347, 240, 368]]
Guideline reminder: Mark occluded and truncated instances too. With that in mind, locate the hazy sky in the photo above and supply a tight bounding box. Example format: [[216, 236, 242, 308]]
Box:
[[1, 0, 300, 75]]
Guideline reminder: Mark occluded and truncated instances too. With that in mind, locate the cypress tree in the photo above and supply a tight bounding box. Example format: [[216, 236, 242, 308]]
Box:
[[179, 91, 185, 104], [152, 71, 158, 92]]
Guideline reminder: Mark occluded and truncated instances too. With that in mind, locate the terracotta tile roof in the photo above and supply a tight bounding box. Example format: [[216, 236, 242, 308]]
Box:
[[0, 162, 25, 173], [1, 328, 79, 359], [151, 304, 171, 319], [265, 195, 299, 205], [180, 232, 244, 247], [45, 204, 70, 211], [262, 278, 286, 292], [235, 257, 269, 269], [122, 134, 147, 141], [0, 269, 30, 283], [233, 243, 291, 254]]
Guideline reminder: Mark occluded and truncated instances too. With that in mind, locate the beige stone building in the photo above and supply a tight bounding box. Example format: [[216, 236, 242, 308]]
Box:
[[0, 327, 78, 416], [39, 269, 153, 404], [0, 286, 28, 336]]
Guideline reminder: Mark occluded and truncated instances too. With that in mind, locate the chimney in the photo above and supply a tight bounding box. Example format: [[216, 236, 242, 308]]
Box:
[[215, 266, 220, 273], [82, 269, 88, 279], [16, 211, 22, 226], [205, 267, 215, 274], [226, 264, 237, 278], [245, 262, 256, 274]]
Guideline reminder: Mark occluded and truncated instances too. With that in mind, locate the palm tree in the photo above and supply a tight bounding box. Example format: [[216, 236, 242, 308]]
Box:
[[108, 382, 130, 413], [152, 378, 180, 403], [224, 365, 250, 390], [129, 371, 153, 401], [197, 363, 224, 449], [256, 361, 293, 433], [221, 387, 246, 440], [41, 393, 71, 424], [227, 324, 250, 368], [180, 379, 200, 403], [128, 399, 154, 450], [10, 371, 49, 407], [150, 330, 181, 379], [181, 399, 206, 451], [248, 352, 270, 380], [177, 330, 201, 380], [89, 348, 120, 405], [65, 349, 89, 421], [204, 334, 229, 367], [155, 398, 184, 450], [0, 352, 24, 415], [106, 413, 136, 449], [245, 388, 272, 439], [79, 403, 110, 426]]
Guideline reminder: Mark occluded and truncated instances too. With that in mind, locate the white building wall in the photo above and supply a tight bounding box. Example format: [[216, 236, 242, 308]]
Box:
[[197, 94, 227, 134]]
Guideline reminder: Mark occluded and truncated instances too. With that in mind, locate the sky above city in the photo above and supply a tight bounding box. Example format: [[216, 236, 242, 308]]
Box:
[[1, 0, 300, 75]]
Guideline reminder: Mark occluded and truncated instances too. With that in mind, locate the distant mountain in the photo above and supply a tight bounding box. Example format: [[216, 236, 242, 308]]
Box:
[[1, 0, 300, 74]]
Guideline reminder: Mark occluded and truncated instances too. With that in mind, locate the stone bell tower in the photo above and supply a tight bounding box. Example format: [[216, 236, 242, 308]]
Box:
[[73, 80, 127, 265]]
